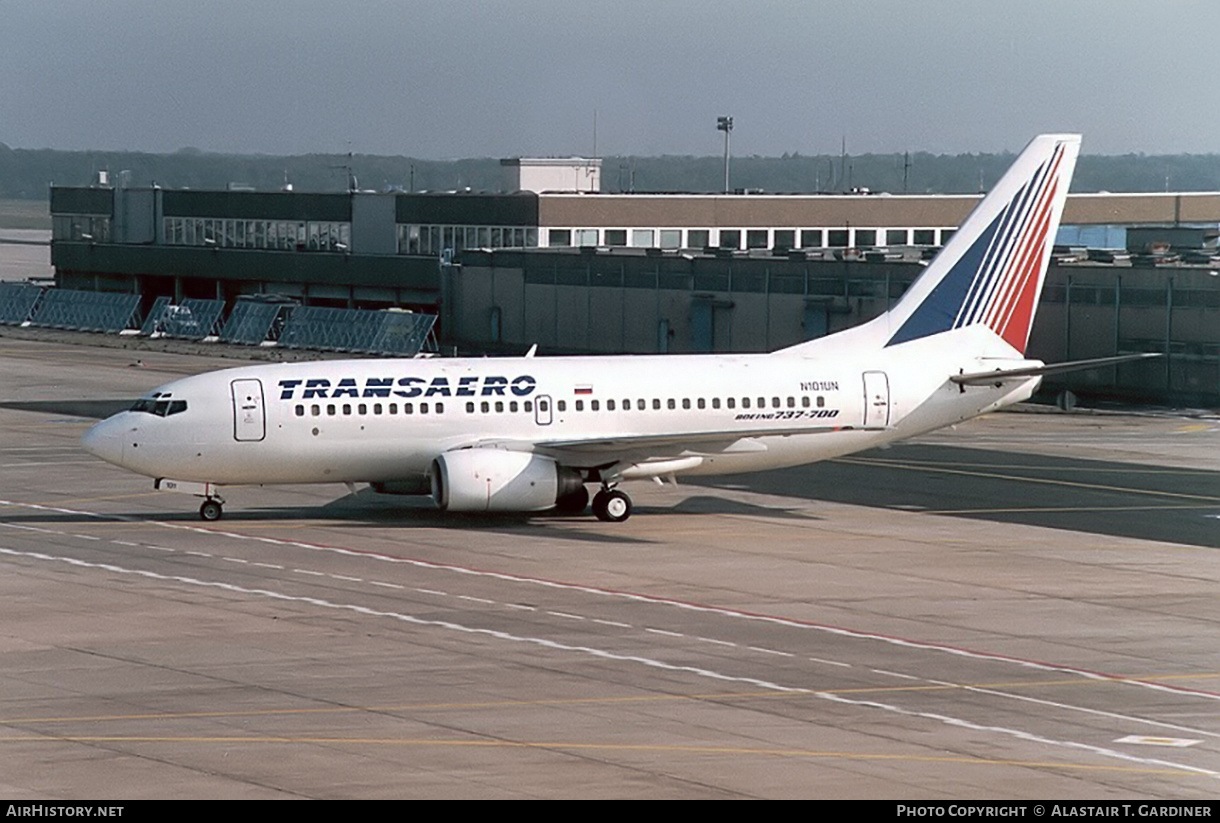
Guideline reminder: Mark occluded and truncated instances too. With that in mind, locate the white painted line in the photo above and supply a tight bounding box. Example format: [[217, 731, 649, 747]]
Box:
[[809, 657, 851, 668], [7, 541, 1215, 781], [872, 669, 920, 681], [457, 595, 494, 604], [331, 575, 362, 582], [2, 496, 1217, 706], [955, 682, 1220, 741], [1116, 735, 1201, 748], [293, 568, 324, 576], [547, 611, 585, 621], [0, 545, 802, 699], [369, 581, 404, 590], [815, 690, 1220, 780], [646, 628, 684, 638], [749, 646, 794, 658], [696, 637, 736, 647], [592, 619, 630, 628]]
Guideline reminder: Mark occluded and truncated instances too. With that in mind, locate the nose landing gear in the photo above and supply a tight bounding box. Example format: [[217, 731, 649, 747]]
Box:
[[154, 479, 226, 522], [199, 496, 225, 522]]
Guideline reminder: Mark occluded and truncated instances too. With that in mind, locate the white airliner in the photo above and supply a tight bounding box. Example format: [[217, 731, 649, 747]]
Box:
[[81, 133, 1148, 523]]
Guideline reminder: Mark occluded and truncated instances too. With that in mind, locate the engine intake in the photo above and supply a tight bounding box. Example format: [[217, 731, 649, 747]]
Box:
[[430, 448, 584, 512]]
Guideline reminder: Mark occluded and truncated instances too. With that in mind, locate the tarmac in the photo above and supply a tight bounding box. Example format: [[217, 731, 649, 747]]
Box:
[[0, 334, 1217, 799]]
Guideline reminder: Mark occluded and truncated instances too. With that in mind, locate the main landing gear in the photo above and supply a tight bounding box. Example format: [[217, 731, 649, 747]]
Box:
[[591, 487, 632, 522]]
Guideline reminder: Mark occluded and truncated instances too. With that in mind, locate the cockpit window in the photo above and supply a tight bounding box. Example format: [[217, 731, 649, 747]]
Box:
[[130, 396, 188, 417]]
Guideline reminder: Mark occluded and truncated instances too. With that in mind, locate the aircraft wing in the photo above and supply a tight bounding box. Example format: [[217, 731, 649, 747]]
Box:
[[463, 423, 885, 469], [951, 352, 1161, 386]]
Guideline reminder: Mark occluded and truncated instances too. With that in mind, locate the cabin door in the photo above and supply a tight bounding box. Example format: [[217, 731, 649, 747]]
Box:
[[862, 371, 890, 428], [534, 395, 553, 426], [231, 378, 266, 441]]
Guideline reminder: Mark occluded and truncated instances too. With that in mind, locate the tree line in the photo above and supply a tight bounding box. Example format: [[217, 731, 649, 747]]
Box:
[[2, 142, 1218, 199]]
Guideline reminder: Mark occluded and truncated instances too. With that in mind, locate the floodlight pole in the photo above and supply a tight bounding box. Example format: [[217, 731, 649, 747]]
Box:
[[717, 116, 733, 193]]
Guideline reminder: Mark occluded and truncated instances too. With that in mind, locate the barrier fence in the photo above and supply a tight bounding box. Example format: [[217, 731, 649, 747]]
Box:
[[0, 286, 436, 357]]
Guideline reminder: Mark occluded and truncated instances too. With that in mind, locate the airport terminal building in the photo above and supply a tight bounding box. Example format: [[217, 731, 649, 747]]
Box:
[[39, 161, 1220, 405]]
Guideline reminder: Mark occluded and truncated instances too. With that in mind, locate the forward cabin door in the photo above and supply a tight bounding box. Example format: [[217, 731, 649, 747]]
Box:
[[231, 378, 266, 441], [862, 371, 890, 428], [534, 394, 553, 426]]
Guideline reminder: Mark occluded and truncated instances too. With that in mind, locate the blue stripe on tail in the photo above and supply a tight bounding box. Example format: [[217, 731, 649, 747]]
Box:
[[885, 212, 1001, 346]]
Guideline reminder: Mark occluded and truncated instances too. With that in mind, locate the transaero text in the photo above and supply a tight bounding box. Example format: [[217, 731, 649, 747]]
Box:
[[278, 375, 537, 400]]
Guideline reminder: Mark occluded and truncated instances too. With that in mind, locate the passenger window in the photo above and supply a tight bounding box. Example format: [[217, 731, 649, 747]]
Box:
[[420, 403, 429, 414], [575, 400, 584, 411], [682, 399, 691, 410], [510, 401, 519, 412], [435, 403, 443, 413], [311, 404, 320, 416], [758, 397, 766, 408], [667, 399, 676, 410], [389, 403, 398, 414], [495, 401, 504, 413], [742, 398, 751, 409], [327, 404, 336, 416], [772, 397, 780, 408], [540, 400, 549, 412], [817, 396, 825, 408], [801, 396, 811, 408], [343, 404, 352, 415], [358, 403, 367, 415], [591, 400, 599, 411], [557, 400, 566, 412], [295, 405, 305, 417], [607, 399, 615, 411], [637, 399, 645, 411], [652, 399, 660, 410], [467, 402, 475, 413], [698, 398, 707, 409], [524, 401, 533, 412], [481, 401, 490, 413], [373, 403, 382, 415], [405, 403, 414, 414]]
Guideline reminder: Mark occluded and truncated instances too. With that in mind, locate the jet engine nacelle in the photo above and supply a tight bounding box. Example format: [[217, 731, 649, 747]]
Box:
[[430, 448, 585, 512]]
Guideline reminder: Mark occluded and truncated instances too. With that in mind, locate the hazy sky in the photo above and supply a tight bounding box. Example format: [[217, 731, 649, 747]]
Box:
[[4, 1, 1218, 159]]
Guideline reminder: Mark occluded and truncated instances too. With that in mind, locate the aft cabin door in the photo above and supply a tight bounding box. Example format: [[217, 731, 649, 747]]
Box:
[[231, 378, 266, 442], [862, 371, 890, 428]]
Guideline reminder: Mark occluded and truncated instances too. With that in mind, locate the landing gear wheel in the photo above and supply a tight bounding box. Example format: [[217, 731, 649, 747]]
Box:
[[199, 499, 224, 522], [554, 484, 590, 515], [592, 489, 632, 523]]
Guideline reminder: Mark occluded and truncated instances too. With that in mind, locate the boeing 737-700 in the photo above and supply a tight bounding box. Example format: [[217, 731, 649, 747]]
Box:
[[81, 133, 1150, 523]]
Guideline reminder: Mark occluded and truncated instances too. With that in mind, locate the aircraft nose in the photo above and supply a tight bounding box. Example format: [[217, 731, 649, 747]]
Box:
[[82, 417, 125, 467]]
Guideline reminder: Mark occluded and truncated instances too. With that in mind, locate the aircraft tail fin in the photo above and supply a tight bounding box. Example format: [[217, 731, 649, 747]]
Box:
[[780, 133, 1080, 357]]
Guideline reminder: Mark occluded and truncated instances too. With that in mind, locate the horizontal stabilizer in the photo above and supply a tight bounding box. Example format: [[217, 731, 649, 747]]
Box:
[[950, 353, 1162, 386]]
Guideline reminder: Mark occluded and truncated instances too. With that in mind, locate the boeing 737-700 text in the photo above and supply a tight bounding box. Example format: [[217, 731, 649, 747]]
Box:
[[81, 134, 1150, 523]]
